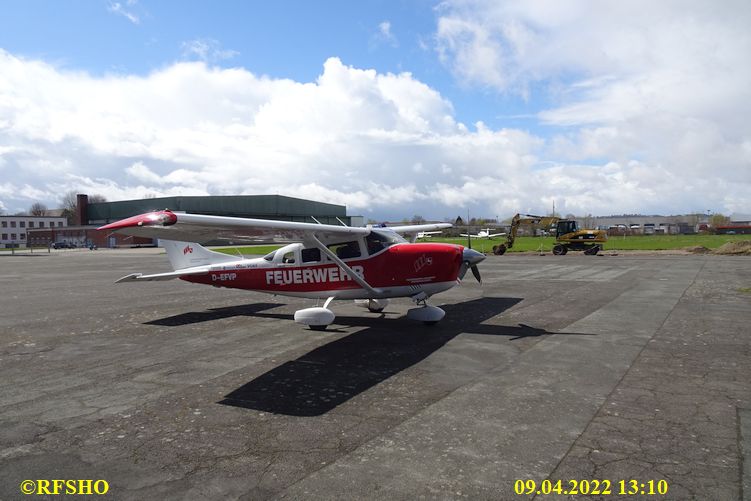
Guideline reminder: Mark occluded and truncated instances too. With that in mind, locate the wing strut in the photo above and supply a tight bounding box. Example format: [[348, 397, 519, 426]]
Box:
[[309, 234, 380, 296]]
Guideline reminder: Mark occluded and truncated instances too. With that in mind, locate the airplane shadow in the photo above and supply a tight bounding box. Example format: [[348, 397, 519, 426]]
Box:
[[214, 296, 592, 416], [145, 303, 281, 326]]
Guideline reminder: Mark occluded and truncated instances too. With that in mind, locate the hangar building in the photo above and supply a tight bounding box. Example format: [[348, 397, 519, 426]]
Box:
[[28, 194, 362, 248]]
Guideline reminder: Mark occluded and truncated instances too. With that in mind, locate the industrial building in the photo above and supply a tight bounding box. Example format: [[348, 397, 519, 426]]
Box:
[[26, 194, 363, 248], [1, 215, 68, 248]]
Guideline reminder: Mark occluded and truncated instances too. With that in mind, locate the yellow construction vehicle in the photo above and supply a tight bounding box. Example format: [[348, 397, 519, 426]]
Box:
[[492, 214, 607, 255]]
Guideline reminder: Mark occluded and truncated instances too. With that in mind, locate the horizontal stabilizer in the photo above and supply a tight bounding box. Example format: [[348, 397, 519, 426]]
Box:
[[115, 268, 209, 283]]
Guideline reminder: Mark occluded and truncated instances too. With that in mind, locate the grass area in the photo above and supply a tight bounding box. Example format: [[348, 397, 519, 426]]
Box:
[[212, 245, 282, 256], [587, 234, 750, 251], [429, 234, 751, 252], [209, 234, 751, 256]]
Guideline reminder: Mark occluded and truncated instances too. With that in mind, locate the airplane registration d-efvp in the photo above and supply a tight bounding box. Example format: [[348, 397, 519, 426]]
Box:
[[98, 210, 485, 330]]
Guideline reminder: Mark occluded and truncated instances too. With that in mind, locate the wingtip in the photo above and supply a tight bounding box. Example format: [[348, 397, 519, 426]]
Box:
[[98, 210, 177, 231]]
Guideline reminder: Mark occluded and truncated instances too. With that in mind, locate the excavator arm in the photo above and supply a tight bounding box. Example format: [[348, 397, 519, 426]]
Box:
[[493, 214, 559, 255]]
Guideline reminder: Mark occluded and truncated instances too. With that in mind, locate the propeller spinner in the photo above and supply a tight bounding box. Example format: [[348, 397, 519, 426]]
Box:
[[458, 247, 485, 283]]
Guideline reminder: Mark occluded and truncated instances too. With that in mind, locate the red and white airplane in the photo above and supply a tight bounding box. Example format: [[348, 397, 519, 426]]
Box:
[[98, 210, 485, 330]]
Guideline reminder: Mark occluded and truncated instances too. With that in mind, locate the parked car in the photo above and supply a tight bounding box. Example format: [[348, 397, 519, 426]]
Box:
[[52, 242, 74, 249]]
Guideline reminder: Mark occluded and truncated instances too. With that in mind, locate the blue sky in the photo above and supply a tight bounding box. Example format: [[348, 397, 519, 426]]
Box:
[[0, 0, 545, 131], [0, 1, 749, 219]]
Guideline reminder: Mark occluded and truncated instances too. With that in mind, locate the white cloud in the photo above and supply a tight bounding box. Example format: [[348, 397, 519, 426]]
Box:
[[0, 39, 748, 218], [373, 21, 399, 48], [181, 38, 239, 63], [434, 0, 751, 214], [107, 1, 139, 25], [125, 161, 164, 184]]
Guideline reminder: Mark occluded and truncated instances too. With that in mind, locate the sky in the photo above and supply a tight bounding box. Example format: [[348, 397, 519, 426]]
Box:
[[0, 0, 749, 221]]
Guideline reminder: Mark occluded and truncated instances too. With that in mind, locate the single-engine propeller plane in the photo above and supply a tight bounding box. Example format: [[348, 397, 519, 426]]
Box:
[[98, 210, 485, 330], [460, 228, 506, 239]]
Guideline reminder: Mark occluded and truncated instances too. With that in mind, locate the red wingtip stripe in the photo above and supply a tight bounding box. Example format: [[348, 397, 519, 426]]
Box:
[[97, 210, 177, 231]]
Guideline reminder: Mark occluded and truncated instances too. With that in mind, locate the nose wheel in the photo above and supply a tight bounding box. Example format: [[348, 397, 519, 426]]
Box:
[[407, 292, 445, 325]]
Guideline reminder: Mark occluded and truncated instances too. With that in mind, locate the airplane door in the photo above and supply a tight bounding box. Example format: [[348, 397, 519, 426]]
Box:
[[275, 246, 300, 266]]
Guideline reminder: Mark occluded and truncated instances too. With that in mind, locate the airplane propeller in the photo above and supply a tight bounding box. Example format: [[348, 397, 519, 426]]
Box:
[[458, 247, 484, 283]]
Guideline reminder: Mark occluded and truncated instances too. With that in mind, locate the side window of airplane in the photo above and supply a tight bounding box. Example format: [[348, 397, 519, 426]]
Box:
[[282, 251, 295, 264], [328, 241, 361, 260], [301, 247, 321, 263]]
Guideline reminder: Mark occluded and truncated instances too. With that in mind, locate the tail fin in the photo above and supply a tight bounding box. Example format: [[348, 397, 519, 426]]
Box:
[[162, 240, 239, 271]]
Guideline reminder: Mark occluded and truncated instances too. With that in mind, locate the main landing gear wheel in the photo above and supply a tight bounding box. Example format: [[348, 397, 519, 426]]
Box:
[[294, 307, 335, 330], [552, 244, 568, 255], [354, 298, 390, 313]]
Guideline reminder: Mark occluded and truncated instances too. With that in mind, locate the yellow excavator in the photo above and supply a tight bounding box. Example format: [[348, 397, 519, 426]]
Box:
[[492, 214, 607, 255]]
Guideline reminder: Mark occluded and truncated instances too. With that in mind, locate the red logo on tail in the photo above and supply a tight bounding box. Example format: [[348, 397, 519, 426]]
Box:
[[183, 245, 193, 255]]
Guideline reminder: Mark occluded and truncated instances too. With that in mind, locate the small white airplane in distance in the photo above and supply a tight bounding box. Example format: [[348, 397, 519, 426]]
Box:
[[98, 210, 485, 331], [460, 228, 507, 239], [416, 230, 442, 239]]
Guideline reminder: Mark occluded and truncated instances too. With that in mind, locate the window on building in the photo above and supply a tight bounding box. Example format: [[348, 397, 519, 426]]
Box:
[[1, 221, 6, 228], [20, 234, 25, 240], [19, 221, 25, 228], [39, 222, 44, 228], [1, 233, 7, 240], [11, 233, 16, 240], [10, 221, 16, 228], [28, 221, 34, 228], [57, 222, 63, 227]]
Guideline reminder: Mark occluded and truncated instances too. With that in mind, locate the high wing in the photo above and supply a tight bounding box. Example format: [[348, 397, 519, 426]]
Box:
[[386, 223, 451, 243], [98, 210, 369, 244], [98, 210, 452, 245]]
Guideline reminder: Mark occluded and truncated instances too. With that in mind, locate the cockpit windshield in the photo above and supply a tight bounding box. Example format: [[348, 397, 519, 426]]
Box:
[[366, 230, 405, 255], [262, 250, 277, 261]]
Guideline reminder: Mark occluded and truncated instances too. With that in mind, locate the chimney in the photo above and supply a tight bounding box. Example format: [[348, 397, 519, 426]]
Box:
[[76, 194, 88, 226]]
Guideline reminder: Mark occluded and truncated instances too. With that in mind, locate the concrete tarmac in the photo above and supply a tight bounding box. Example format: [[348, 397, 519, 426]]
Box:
[[0, 249, 749, 500]]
